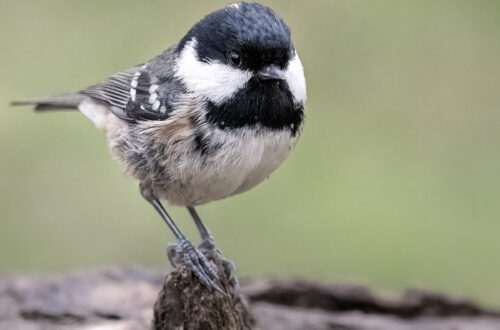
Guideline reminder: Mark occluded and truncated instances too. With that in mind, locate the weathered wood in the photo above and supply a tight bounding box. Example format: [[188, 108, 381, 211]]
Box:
[[152, 240, 253, 329], [1, 245, 500, 330]]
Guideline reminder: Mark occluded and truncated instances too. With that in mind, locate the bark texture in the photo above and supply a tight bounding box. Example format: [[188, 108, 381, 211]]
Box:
[[1, 246, 499, 330]]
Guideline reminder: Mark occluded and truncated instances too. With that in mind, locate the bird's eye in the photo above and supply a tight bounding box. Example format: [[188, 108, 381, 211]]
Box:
[[229, 52, 241, 67]]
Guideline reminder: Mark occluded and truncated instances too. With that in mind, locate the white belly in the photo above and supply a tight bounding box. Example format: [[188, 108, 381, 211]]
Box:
[[80, 99, 301, 207], [162, 127, 296, 206]]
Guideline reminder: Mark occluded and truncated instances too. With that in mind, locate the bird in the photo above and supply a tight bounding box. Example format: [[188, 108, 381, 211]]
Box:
[[12, 2, 306, 292]]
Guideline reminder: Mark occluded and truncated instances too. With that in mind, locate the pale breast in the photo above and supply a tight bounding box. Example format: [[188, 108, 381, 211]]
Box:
[[231, 129, 296, 195], [104, 108, 298, 206], [156, 127, 296, 206]]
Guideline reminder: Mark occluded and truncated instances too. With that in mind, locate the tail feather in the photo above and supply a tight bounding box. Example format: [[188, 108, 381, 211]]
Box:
[[11, 94, 85, 111]]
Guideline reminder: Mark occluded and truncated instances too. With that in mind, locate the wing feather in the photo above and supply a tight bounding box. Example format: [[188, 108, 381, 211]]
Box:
[[13, 46, 180, 122], [80, 60, 174, 122], [81, 66, 140, 110]]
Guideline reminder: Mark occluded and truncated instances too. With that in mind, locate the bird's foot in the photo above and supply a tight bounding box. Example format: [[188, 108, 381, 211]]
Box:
[[199, 235, 217, 251], [168, 239, 223, 293]]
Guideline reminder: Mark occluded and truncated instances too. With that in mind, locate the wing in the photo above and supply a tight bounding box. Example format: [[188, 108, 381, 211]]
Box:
[[80, 65, 167, 122], [80, 47, 180, 122]]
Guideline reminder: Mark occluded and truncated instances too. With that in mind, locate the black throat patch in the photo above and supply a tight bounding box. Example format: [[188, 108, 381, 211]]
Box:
[[205, 78, 303, 135]]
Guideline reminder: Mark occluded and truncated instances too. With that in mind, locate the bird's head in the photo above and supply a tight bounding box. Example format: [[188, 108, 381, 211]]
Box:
[[175, 2, 306, 108]]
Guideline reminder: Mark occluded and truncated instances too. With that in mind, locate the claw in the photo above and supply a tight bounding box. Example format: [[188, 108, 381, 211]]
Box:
[[198, 251, 220, 282], [179, 239, 224, 293]]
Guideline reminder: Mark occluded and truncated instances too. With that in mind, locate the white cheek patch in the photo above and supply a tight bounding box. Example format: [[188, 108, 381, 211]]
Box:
[[285, 53, 307, 105], [175, 39, 252, 105]]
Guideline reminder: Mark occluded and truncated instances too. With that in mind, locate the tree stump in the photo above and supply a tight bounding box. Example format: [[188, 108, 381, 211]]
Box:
[[152, 240, 253, 329], [1, 245, 499, 330]]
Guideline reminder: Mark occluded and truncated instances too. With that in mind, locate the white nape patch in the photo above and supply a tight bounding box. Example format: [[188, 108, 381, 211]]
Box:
[[175, 39, 252, 105], [79, 98, 109, 129], [228, 2, 240, 9], [285, 53, 307, 105]]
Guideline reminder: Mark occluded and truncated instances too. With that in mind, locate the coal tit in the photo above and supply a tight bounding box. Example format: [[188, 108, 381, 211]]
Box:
[[13, 2, 306, 291]]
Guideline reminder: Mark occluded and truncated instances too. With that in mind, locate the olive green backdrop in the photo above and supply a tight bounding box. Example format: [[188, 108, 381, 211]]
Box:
[[1, 0, 499, 307]]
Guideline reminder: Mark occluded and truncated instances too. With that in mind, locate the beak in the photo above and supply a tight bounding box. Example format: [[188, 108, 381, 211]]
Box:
[[257, 64, 286, 81]]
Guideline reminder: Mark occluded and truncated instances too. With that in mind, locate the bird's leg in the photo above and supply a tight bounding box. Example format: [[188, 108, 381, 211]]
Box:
[[139, 183, 222, 292], [187, 206, 215, 246]]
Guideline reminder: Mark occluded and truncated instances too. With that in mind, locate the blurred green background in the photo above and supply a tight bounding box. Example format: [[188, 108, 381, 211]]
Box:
[[1, 0, 500, 307]]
